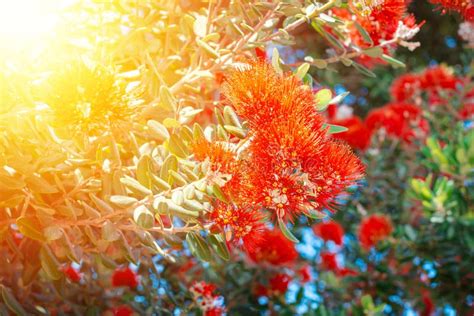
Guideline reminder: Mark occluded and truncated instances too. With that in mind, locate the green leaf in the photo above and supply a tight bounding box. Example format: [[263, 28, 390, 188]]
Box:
[[211, 184, 228, 203], [404, 225, 417, 241], [271, 48, 283, 74], [361, 294, 375, 310], [196, 38, 219, 58], [25, 174, 58, 194], [151, 174, 171, 191], [147, 120, 169, 142], [223, 125, 246, 139], [278, 217, 299, 243], [363, 47, 383, 58], [167, 200, 199, 218], [313, 59, 328, 69], [295, 62, 310, 80], [381, 54, 406, 68], [168, 134, 189, 158], [43, 226, 63, 242], [329, 91, 350, 105], [160, 154, 178, 182], [133, 205, 154, 229], [159, 85, 177, 112], [0, 285, 27, 316], [16, 217, 45, 242], [324, 124, 349, 134], [352, 62, 376, 78], [186, 232, 212, 261], [354, 21, 373, 45], [223, 106, 241, 128], [208, 234, 230, 261], [109, 195, 138, 208], [120, 176, 153, 197], [136, 155, 154, 189], [315, 89, 333, 110], [40, 246, 61, 280]]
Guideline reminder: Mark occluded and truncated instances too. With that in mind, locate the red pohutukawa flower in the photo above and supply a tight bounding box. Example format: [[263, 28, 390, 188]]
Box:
[[321, 252, 339, 271], [298, 265, 312, 283], [111, 267, 139, 289], [268, 273, 291, 295], [223, 61, 364, 221], [429, 0, 474, 20], [63, 265, 82, 283], [365, 103, 428, 142], [209, 201, 264, 250], [109, 305, 134, 316], [191, 138, 247, 200], [246, 229, 298, 266], [190, 281, 225, 316], [329, 116, 372, 151], [390, 73, 422, 102], [313, 221, 345, 245], [254, 273, 292, 297], [358, 214, 393, 249], [354, 0, 406, 43]]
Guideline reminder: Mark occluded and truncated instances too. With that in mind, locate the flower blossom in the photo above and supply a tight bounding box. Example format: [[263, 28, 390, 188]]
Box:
[[246, 229, 298, 266], [111, 267, 139, 289], [223, 61, 364, 221], [313, 221, 345, 245], [190, 281, 225, 316], [358, 214, 393, 249]]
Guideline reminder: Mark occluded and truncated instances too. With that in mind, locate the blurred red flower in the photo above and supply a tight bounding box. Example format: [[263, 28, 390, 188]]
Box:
[[205, 307, 225, 316], [421, 291, 435, 316], [429, 0, 473, 20], [390, 73, 422, 102], [190, 281, 225, 315], [110, 305, 134, 316], [246, 229, 298, 266], [337, 267, 358, 277], [313, 221, 345, 245], [63, 266, 82, 283], [321, 252, 339, 271], [366, 103, 428, 142], [298, 265, 312, 283], [268, 273, 291, 295], [111, 267, 139, 289], [329, 116, 372, 151], [358, 214, 393, 250]]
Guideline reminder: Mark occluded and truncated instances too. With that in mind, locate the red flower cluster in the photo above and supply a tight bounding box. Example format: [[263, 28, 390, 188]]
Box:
[[109, 305, 134, 316], [190, 281, 225, 316], [255, 273, 292, 297], [196, 61, 364, 250], [358, 214, 393, 250], [328, 101, 426, 148], [391, 65, 460, 104], [429, 0, 474, 20], [63, 265, 82, 283], [365, 102, 428, 142], [313, 221, 345, 245], [330, 116, 372, 151], [298, 265, 312, 283], [320, 252, 358, 277], [246, 229, 298, 266], [350, 0, 407, 44], [191, 139, 264, 248], [321, 252, 339, 271], [223, 61, 364, 222], [111, 267, 139, 289], [330, 0, 421, 65], [389, 65, 474, 119]]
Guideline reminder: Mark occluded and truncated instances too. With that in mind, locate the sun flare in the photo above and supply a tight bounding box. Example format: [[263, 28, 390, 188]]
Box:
[[0, 0, 66, 48]]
